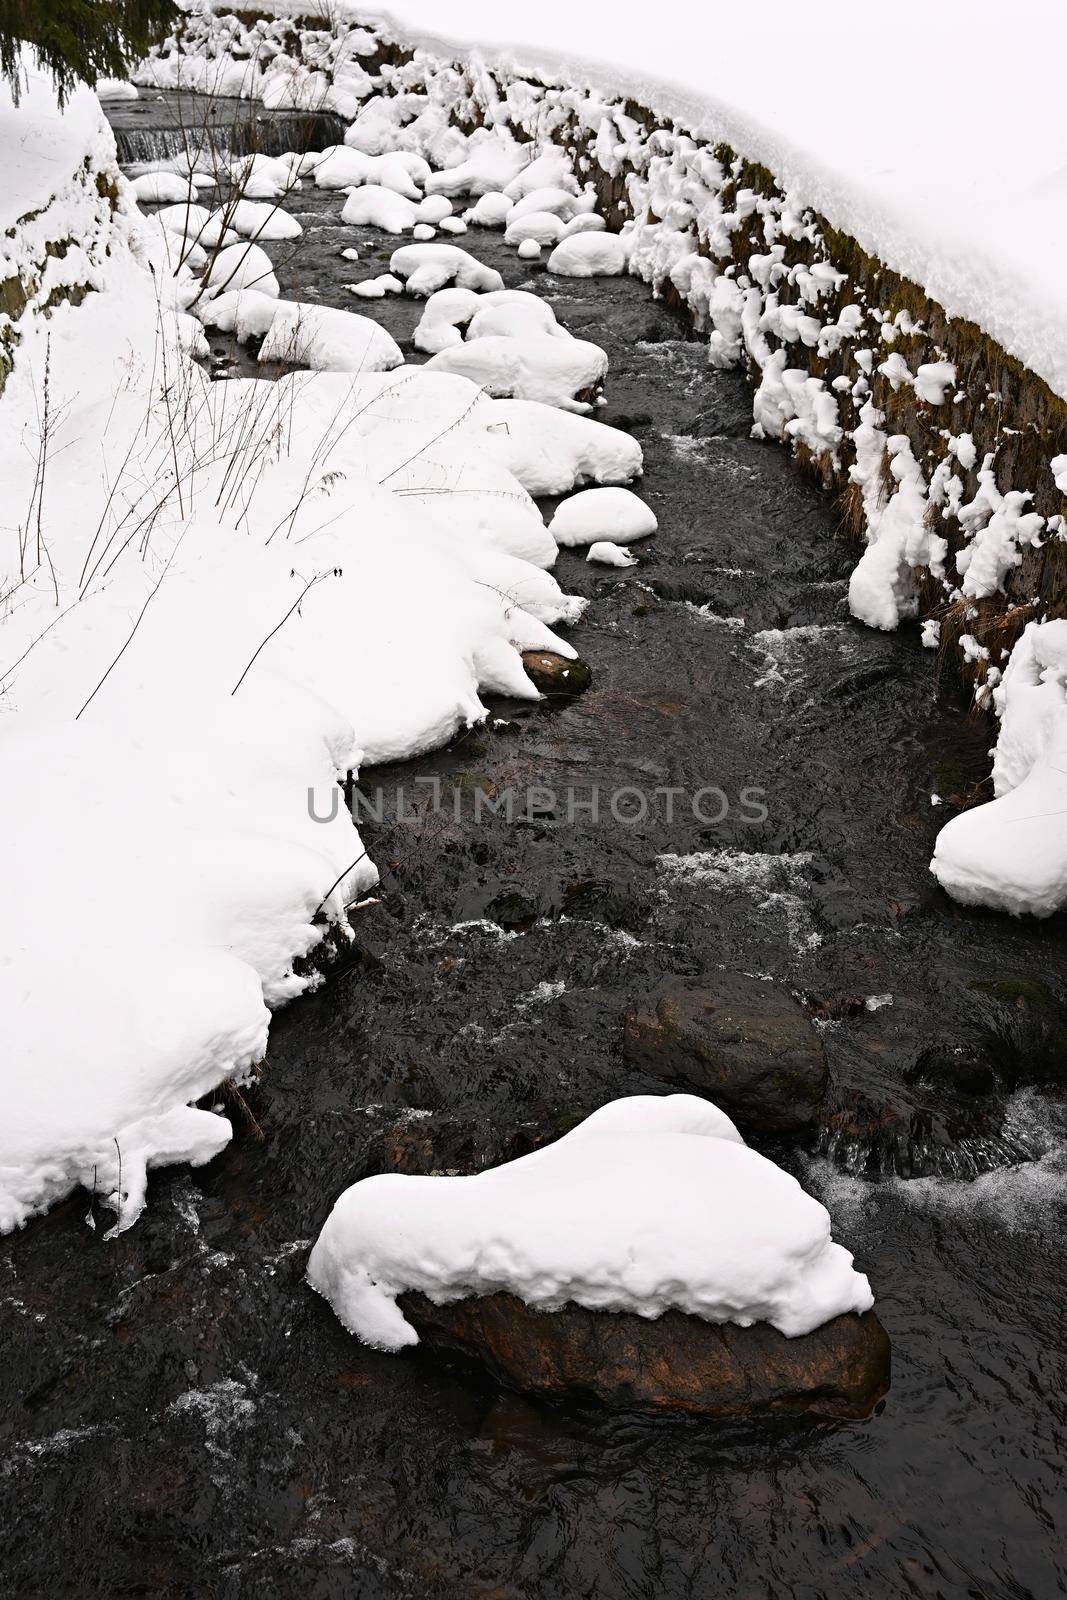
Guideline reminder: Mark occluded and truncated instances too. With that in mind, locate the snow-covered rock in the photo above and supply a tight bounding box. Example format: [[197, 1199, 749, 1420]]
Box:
[[468, 400, 644, 494], [341, 185, 418, 232], [465, 296, 565, 342], [425, 335, 607, 409], [466, 192, 514, 228], [130, 170, 194, 204], [199, 241, 280, 300], [155, 201, 212, 242], [505, 211, 565, 247], [587, 540, 638, 566], [345, 274, 403, 299], [511, 186, 590, 223], [95, 77, 139, 100], [562, 212, 607, 237], [416, 194, 452, 223], [931, 620, 1067, 916], [550, 486, 658, 546], [258, 303, 403, 371], [548, 231, 630, 277], [221, 199, 303, 242], [389, 243, 504, 296], [307, 1094, 876, 1351]]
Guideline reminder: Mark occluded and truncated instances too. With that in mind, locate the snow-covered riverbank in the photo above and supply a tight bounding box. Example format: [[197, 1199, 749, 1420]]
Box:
[[0, 69, 633, 1231], [2, 2, 1064, 1249], [130, 3, 1067, 920]]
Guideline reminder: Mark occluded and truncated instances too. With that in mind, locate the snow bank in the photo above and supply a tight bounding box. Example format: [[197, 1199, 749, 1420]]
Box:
[[931, 621, 1067, 916], [0, 64, 110, 233], [1, 99, 604, 1227], [307, 1093, 875, 1349], [358, 0, 1067, 404]]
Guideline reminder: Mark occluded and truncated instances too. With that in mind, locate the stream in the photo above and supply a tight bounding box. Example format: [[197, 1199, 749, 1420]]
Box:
[[2, 94, 1066, 1599]]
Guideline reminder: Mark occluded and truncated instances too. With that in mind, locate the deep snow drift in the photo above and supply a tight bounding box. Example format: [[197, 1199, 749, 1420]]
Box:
[[308, 1095, 875, 1347]]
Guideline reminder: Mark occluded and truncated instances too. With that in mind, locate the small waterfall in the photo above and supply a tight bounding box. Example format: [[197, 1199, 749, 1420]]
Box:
[[115, 126, 195, 165], [814, 1103, 1050, 1180], [113, 107, 347, 166], [229, 108, 347, 157]]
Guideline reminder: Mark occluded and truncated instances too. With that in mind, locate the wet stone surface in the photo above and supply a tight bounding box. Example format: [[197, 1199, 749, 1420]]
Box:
[[1, 96, 1065, 1598]]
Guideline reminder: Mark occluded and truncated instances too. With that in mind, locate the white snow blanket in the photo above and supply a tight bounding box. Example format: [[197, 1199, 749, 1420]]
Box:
[[307, 1094, 875, 1349]]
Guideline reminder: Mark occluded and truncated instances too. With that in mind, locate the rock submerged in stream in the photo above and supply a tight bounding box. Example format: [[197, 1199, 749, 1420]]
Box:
[[521, 649, 592, 696], [623, 976, 829, 1140], [397, 1291, 890, 1420]]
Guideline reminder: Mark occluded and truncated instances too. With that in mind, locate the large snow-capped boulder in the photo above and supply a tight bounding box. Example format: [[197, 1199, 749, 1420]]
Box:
[[389, 243, 504, 296], [504, 211, 565, 247], [258, 303, 403, 372], [424, 335, 607, 409], [307, 1094, 885, 1417], [465, 399, 644, 495], [341, 185, 418, 232], [466, 192, 514, 228], [130, 170, 195, 204], [548, 231, 630, 277], [199, 241, 280, 299], [549, 486, 658, 547], [223, 199, 302, 241], [510, 185, 592, 223], [465, 297, 566, 342]]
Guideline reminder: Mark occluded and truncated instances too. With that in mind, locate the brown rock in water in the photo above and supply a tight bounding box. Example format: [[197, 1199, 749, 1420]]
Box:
[[623, 976, 829, 1140], [522, 649, 592, 696], [398, 1292, 890, 1421]]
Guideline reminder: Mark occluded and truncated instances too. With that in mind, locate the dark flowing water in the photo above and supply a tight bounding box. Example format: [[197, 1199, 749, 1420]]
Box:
[[3, 97, 1065, 1598]]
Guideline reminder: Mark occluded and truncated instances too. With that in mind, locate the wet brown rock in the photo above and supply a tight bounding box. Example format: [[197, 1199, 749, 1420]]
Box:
[[623, 976, 829, 1140], [521, 650, 592, 696], [398, 1291, 890, 1421]]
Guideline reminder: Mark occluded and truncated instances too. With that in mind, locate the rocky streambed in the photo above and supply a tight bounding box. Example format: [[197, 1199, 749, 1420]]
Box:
[[1, 94, 1065, 1599]]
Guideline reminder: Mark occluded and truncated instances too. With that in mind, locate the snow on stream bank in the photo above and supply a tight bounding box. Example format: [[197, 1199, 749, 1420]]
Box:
[[131, 3, 1067, 920], [0, 71, 876, 1355], [2, 0, 1064, 1263], [0, 70, 649, 1233]]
